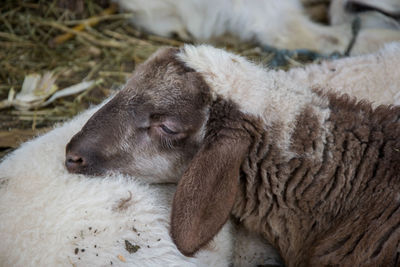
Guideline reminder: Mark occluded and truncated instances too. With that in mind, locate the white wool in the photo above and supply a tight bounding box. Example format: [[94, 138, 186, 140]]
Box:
[[286, 42, 400, 106], [0, 107, 234, 267]]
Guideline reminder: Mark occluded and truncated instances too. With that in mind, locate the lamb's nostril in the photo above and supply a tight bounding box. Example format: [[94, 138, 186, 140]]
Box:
[[67, 155, 83, 164], [65, 153, 87, 173]]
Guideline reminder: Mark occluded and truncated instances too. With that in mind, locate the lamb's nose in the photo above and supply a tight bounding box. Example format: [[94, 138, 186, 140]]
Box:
[[65, 152, 87, 173]]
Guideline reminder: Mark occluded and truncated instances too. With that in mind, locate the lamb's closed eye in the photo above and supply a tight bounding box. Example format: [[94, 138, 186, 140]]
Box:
[[160, 124, 178, 135], [153, 119, 187, 139]]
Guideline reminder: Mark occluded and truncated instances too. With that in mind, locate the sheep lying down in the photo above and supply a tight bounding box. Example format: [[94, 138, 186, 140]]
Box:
[[116, 0, 400, 56], [65, 44, 400, 266], [0, 106, 283, 267]]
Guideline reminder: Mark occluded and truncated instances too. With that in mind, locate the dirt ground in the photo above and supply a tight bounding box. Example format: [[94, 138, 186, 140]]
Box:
[[0, 0, 331, 159]]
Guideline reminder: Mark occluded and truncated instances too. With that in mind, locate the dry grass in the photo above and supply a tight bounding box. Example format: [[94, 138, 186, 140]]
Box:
[[1, 0, 164, 130]]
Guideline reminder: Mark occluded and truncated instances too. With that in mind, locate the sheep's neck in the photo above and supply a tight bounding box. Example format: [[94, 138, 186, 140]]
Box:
[[232, 93, 400, 266]]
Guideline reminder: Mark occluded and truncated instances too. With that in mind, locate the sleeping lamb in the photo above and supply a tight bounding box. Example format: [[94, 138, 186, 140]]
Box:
[[0, 105, 282, 267], [65, 44, 400, 266]]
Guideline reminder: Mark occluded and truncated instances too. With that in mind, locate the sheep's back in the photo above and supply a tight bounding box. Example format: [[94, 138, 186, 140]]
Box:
[[233, 92, 400, 266]]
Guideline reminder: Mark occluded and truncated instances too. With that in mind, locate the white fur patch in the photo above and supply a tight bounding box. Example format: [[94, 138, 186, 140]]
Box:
[[286, 42, 400, 107]]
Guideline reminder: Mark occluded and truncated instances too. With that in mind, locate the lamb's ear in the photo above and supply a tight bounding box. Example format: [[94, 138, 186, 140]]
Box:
[[171, 135, 250, 256]]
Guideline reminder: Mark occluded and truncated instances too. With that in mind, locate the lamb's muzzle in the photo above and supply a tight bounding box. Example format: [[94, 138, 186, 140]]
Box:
[[66, 44, 400, 266], [65, 129, 103, 175]]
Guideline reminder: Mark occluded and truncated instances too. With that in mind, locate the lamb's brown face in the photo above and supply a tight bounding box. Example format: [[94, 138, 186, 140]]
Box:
[[65, 48, 211, 182]]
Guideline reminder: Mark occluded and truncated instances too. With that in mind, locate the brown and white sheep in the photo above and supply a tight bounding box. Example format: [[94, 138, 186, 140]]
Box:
[[66, 44, 400, 266]]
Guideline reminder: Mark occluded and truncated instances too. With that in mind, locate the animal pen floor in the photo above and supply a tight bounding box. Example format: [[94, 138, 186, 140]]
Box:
[[0, 0, 332, 159]]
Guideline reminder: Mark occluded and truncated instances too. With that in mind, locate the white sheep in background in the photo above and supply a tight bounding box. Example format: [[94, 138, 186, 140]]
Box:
[[0, 105, 282, 267], [64, 44, 400, 266], [116, 0, 352, 54], [115, 0, 400, 55]]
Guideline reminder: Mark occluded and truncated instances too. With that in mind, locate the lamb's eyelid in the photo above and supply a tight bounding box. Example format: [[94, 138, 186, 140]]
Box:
[[150, 115, 185, 132], [161, 120, 181, 131], [160, 124, 178, 134], [155, 125, 187, 140]]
